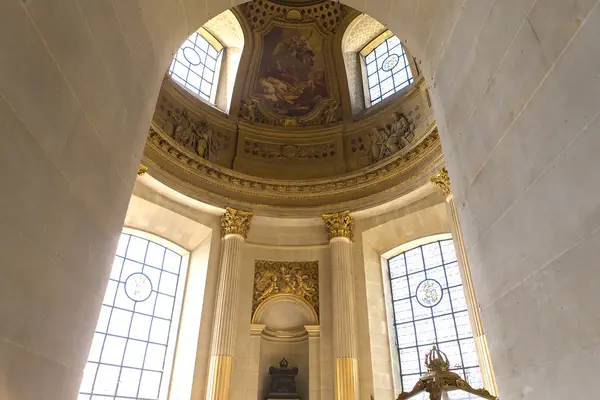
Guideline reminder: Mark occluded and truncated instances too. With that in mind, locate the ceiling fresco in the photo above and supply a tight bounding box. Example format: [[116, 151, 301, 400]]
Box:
[[254, 26, 329, 118]]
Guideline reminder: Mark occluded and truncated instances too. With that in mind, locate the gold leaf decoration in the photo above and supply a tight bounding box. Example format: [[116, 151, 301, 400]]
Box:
[[252, 260, 319, 319], [322, 210, 354, 241], [221, 207, 253, 238]]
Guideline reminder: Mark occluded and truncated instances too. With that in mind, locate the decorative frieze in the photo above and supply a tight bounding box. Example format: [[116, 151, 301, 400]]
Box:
[[430, 167, 452, 197], [322, 211, 354, 241], [221, 207, 253, 238], [243, 140, 336, 161], [252, 260, 319, 317], [137, 164, 148, 176]]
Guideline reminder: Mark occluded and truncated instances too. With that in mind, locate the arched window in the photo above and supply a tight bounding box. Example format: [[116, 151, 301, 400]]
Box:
[[361, 32, 413, 107], [387, 239, 482, 392], [78, 230, 189, 400], [168, 10, 245, 114], [342, 14, 416, 114], [169, 29, 224, 104]]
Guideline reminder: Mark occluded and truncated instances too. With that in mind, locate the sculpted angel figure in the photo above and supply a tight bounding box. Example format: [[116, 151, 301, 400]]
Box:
[[255, 273, 279, 304]]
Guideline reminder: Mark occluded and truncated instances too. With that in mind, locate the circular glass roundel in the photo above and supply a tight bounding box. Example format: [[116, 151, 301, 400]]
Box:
[[183, 47, 201, 66], [416, 279, 443, 308], [381, 54, 400, 72], [125, 273, 153, 302]]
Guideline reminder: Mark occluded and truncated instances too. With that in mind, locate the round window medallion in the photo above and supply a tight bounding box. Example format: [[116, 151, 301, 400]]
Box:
[[381, 54, 400, 72], [183, 47, 202, 66], [125, 273, 153, 302], [416, 279, 443, 308]]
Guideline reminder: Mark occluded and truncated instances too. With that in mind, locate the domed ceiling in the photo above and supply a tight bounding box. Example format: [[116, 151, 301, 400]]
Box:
[[142, 0, 442, 216]]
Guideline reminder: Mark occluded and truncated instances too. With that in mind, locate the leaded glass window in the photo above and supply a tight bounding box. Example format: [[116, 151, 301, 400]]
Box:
[[363, 35, 413, 106], [388, 240, 482, 392], [169, 30, 223, 103], [78, 232, 187, 400]]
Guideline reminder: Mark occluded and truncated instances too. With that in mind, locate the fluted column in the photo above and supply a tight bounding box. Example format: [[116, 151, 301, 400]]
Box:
[[431, 169, 498, 395], [206, 208, 253, 400], [322, 211, 359, 400]]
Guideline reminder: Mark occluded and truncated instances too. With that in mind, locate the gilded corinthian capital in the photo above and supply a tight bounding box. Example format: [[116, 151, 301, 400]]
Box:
[[430, 167, 452, 198], [322, 211, 354, 241], [221, 207, 253, 238]]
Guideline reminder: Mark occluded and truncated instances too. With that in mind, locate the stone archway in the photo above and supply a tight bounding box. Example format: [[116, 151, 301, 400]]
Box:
[[3, 1, 600, 399]]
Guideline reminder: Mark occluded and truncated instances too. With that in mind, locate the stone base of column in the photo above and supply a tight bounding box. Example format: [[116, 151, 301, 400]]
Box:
[[475, 334, 497, 395], [206, 355, 233, 400], [334, 357, 359, 400]]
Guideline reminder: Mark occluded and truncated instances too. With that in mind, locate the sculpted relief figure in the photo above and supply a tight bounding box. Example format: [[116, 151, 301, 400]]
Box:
[[369, 112, 415, 162], [240, 99, 259, 122], [168, 109, 219, 160]]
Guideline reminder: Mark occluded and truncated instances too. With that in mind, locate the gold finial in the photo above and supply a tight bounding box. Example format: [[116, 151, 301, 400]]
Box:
[[137, 164, 148, 176], [430, 167, 451, 197], [221, 207, 253, 239], [321, 211, 354, 241]]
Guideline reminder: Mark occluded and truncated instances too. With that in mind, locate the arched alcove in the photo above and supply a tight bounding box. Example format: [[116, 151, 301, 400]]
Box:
[[252, 294, 318, 400]]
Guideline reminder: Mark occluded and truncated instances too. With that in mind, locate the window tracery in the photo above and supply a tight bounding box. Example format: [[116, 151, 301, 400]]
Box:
[[362, 33, 413, 107], [169, 30, 223, 104], [387, 239, 482, 392], [78, 232, 188, 400]]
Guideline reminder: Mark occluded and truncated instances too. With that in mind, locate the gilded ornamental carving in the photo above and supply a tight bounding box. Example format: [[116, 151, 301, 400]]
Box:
[[221, 207, 254, 238], [137, 165, 148, 176], [243, 140, 336, 160], [322, 211, 354, 241], [252, 260, 319, 317], [430, 167, 452, 197]]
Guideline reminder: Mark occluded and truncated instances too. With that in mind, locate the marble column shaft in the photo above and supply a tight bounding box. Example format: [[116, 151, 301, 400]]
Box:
[[431, 169, 497, 395], [322, 211, 359, 400], [206, 208, 252, 400]]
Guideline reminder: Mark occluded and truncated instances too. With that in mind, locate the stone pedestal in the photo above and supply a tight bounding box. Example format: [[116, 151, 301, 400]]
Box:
[[265, 358, 301, 400], [322, 211, 359, 400], [206, 208, 253, 400]]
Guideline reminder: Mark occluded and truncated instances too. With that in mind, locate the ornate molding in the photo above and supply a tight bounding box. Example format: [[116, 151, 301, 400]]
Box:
[[252, 260, 319, 318], [322, 211, 354, 241], [430, 167, 452, 197], [221, 207, 253, 238], [146, 127, 439, 197], [239, 0, 349, 34]]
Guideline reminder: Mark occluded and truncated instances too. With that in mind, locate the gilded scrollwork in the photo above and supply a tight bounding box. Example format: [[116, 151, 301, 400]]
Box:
[[430, 167, 452, 197], [322, 210, 354, 241], [221, 207, 254, 238], [239, 1, 348, 34], [252, 260, 319, 318]]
